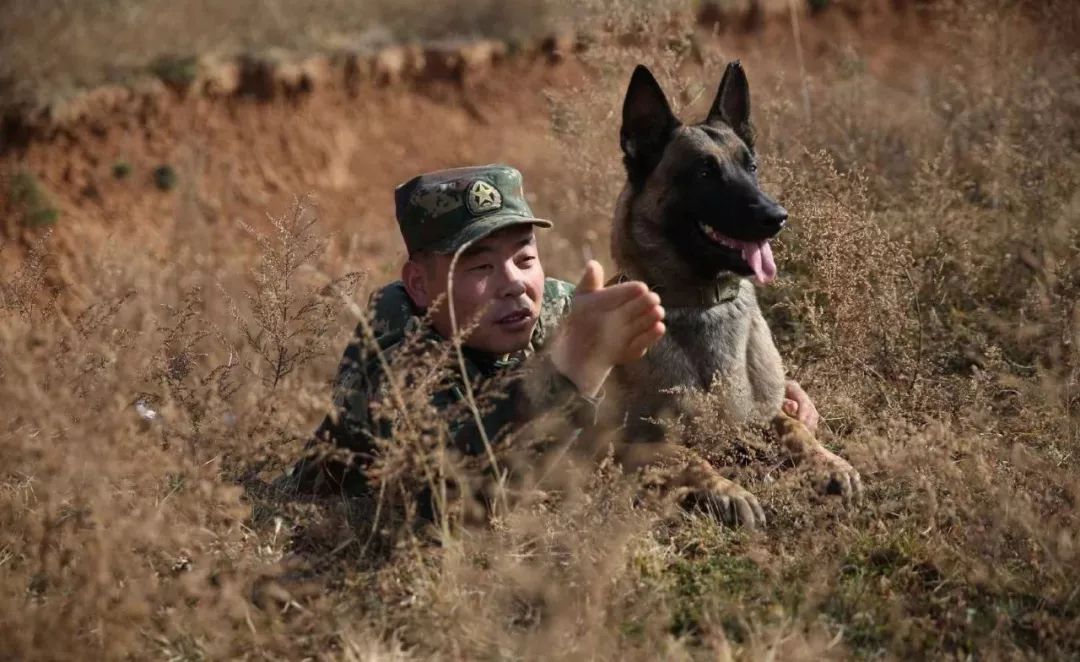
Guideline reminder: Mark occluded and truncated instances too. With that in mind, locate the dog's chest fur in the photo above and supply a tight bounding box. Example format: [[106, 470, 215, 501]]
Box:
[[613, 280, 786, 436]]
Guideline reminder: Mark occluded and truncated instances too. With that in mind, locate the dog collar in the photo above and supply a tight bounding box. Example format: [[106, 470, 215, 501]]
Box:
[[613, 273, 742, 308]]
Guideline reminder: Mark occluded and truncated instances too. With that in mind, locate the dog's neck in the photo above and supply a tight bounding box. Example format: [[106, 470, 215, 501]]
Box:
[[613, 270, 743, 308], [657, 273, 742, 307]]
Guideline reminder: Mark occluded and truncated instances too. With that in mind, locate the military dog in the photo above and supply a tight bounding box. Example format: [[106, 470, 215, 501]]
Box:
[[605, 62, 862, 527]]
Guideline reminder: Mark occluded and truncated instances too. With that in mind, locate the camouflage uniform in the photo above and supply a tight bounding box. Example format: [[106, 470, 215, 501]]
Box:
[[285, 165, 592, 497]]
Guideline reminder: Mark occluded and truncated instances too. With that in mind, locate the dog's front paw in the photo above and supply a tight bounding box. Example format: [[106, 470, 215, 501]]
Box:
[[807, 446, 863, 501], [680, 473, 767, 529], [774, 413, 864, 502]]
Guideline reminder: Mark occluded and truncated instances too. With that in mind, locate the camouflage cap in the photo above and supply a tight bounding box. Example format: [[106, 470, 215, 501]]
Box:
[[394, 164, 552, 255]]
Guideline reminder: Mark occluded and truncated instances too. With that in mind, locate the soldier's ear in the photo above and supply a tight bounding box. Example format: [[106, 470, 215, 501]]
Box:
[[621, 65, 680, 187], [705, 60, 755, 149], [402, 258, 432, 309]]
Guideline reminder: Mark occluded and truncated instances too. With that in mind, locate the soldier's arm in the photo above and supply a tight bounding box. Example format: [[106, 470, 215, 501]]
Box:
[[284, 334, 387, 495], [515, 352, 606, 430], [450, 352, 604, 457]]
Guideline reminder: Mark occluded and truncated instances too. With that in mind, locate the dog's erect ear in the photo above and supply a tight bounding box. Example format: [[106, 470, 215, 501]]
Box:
[[706, 60, 755, 149], [621, 65, 679, 186]]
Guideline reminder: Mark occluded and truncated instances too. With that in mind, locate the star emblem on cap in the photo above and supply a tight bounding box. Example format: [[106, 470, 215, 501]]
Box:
[[466, 180, 502, 216]]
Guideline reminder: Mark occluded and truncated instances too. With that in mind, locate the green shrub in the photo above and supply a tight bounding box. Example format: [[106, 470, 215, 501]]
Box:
[[10, 171, 59, 227], [112, 161, 132, 179], [152, 164, 177, 191], [148, 54, 198, 88]]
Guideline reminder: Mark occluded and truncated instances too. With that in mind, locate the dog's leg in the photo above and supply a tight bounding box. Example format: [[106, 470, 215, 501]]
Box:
[[772, 413, 863, 499], [615, 441, 767, 528]]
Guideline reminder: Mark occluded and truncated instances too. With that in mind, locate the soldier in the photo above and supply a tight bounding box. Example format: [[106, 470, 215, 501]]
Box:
[[284, 164, 667, 503]]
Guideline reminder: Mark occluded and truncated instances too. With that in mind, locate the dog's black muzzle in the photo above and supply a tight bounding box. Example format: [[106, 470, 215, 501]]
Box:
[[749, 196, 788, 237]]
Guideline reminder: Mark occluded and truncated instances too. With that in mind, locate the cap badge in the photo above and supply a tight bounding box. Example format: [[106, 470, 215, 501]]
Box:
[[466, 180, 502, 216]]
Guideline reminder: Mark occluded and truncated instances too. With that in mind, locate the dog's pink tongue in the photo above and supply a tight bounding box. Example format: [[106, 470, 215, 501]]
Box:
[[740, 240, 776, 284]]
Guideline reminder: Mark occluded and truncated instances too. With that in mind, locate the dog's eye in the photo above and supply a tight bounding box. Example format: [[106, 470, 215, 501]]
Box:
[[748, 161, 758, 173]]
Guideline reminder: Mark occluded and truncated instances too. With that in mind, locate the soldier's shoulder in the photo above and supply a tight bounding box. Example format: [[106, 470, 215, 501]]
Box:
[[542, 277, 575, 312], [369, 280, 418, 338], [337, 312, 414, 385], [531, 277, 574, 350]]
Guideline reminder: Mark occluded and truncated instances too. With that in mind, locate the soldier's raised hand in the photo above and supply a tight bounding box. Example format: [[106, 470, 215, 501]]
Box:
[[548, 260, 666, 396]]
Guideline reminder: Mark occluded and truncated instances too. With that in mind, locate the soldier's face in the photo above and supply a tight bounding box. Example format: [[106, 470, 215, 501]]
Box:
[[410, 226, 545, 354]]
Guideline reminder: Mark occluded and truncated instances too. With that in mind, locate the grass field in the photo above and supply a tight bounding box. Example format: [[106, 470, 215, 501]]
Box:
[[1, 0, 1078, 659]]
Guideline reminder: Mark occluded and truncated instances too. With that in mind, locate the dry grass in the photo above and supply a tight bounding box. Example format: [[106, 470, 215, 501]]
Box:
[[2, 0, 1079, 659]]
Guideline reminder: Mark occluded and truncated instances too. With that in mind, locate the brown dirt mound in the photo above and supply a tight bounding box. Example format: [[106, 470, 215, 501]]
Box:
[[1, 51, 582, 283]]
